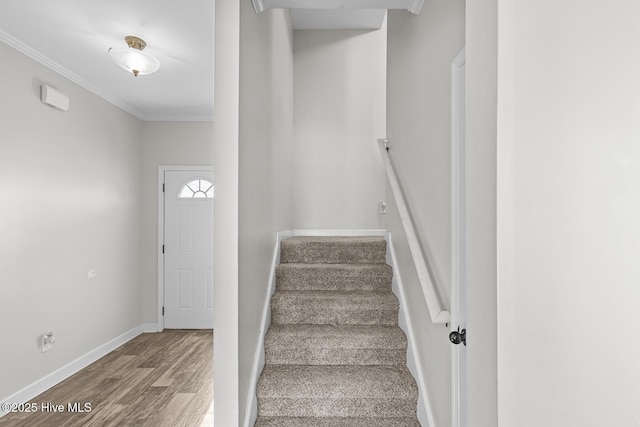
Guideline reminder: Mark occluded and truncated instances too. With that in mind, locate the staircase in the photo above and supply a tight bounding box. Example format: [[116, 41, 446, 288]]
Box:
[[255, 236, 420, 426]]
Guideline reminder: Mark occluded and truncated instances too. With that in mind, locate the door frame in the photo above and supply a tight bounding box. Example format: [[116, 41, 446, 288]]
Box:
[[451, 47, 466, 427], [157, 165, 214, 331]]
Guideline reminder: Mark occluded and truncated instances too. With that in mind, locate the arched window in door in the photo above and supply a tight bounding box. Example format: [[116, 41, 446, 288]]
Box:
[[178, 179, 214, 199]]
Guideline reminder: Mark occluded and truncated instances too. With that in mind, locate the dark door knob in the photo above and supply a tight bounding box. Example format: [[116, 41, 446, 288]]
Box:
[[449, 327, 466, 346]]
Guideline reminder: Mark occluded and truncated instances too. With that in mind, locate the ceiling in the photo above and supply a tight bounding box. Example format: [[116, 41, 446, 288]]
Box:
[[0, 1, 418, 121], [0, 0, 214, 121], [291, 9, 387, 30], [258, 0, 423, 30]]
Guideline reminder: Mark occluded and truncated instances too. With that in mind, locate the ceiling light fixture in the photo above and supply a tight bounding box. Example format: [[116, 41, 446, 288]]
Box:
[[108, 36, 160, 77]]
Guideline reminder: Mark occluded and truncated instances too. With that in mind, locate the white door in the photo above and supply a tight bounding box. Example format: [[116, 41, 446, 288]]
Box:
[[163, 170, 214, 329], [451, 48, 467, 427]]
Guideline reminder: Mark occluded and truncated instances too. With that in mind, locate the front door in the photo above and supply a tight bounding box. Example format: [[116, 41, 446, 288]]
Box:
[[163, 169, 214, 329]]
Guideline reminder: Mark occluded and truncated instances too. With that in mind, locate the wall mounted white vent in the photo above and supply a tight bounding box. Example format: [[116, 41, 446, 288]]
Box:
[[41, 85, 69, 111]]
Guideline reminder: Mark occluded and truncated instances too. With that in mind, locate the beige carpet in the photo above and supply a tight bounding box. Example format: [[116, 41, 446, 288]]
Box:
[[255, 236, 420, 426]]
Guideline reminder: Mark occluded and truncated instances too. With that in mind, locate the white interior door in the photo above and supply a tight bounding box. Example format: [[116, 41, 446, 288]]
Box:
[[163, 169, 214, 329], [451, 47, 467, 427]]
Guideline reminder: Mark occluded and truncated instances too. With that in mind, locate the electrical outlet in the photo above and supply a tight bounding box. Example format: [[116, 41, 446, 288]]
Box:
[[379, 201, 387, 214], [41, 331, 55, 353]]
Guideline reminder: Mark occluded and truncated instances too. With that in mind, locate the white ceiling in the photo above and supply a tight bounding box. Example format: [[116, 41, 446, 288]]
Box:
[[291, 9, 387, 30], [0, 0, 214, 122]]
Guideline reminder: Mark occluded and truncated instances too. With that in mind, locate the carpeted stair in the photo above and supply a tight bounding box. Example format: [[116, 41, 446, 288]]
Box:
[[255, 236, 420, 426]]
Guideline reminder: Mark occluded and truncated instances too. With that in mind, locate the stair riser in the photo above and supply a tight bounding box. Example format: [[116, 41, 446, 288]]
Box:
[[271, 308, 398, 326], [276, 266, 392, 292], [280, 242, 387, 264], [258, 398, 417, 418], [265, 348, 406, 366], [255, 417, 421, 427]]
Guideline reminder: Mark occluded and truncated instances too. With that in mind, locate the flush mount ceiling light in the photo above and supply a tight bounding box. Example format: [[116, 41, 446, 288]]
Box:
[[108, 36, 160, 77]]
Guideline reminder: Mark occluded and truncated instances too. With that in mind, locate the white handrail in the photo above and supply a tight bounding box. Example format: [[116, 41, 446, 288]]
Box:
[[378, 138, 450, 325]]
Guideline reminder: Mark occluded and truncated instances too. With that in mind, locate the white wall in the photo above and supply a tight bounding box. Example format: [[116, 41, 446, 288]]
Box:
[[387, 0, 465, 310], [0, 41, 143, 400], [386, 1, 465, 425], [213, 0, 295, 425], [238, 2, 294, 422], [465, 0, 498, 425], [140, 121, 214, 325], [292, 27, 386, 230], [213, 0, 240, 423], [497, 1, 640, 425]]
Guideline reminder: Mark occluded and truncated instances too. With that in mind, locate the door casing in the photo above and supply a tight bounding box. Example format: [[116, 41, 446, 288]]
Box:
[[451, 47, 467, 427]]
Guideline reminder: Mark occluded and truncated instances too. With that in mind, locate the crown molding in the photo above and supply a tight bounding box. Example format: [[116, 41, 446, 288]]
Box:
[[0, 27, 148, 120]]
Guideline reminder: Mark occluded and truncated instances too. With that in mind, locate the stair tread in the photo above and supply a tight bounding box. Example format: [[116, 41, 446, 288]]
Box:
[[277, 263, 392, 280], [266, 324, 406, 349], [257, 365, 417, 399], [272, 290, 397, 302], [255, 416, 421, 427], [277, 262, 393, 292], [278, 262, 391, 267], [280, 236, 387, 264]]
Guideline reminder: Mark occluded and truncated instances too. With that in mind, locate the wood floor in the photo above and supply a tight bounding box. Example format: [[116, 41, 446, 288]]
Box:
[[0, 330, 213, 427]]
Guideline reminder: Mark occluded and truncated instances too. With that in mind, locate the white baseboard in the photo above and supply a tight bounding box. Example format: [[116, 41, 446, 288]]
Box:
[[387, 234, 438, 427], [0, 325, 145, 418]]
